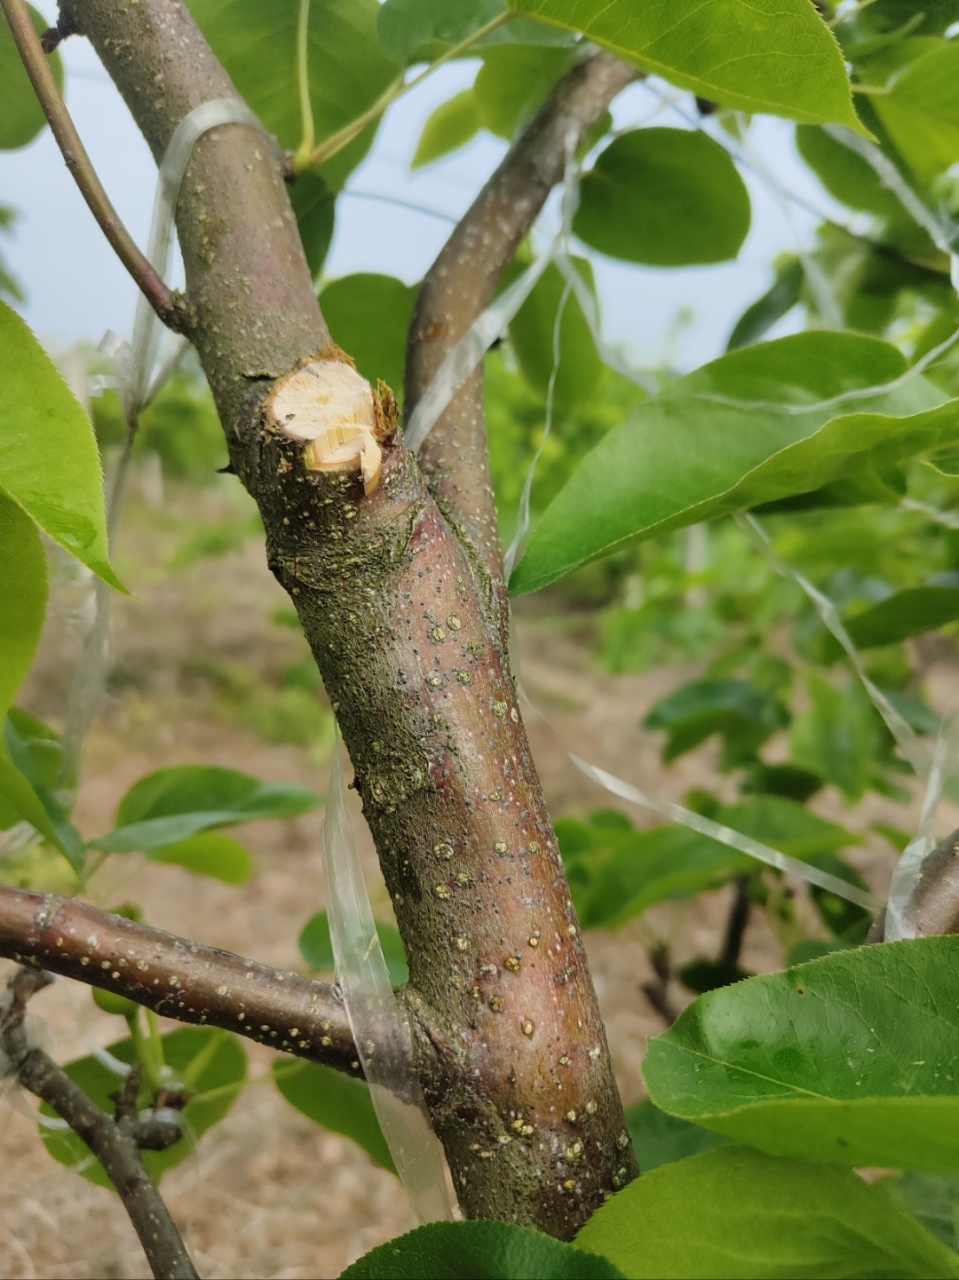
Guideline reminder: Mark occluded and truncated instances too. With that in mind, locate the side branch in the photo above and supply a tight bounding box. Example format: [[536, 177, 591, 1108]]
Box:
[[2, 968, 198, 1280], [0, 885, 359, 1074], [405, 51, 637, 604], [0, 0, 180, 330]]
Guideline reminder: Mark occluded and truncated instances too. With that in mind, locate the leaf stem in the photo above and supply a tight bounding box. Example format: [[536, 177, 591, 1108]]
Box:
[[295, 10, 514, 173], [0, 0, 181, 330], [293, 0, 315, 168]]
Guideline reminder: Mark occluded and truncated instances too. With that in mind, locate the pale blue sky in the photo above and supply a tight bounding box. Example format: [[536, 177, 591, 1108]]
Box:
[[1, 4, 847, 372]]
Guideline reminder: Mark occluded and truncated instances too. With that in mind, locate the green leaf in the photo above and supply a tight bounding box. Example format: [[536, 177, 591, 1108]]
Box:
[[378, 0, 505, 66], [643, 678, 788, 767], [298, 909, 409, 986], [0, 300, 120, 589], [186, 0, 399, 190], [342, 1221, 625, 1279], [643, 937, 959, 1171], [148, 831, 253, 884], [839, 585, 959, 650], [319, 274, 419, 399], [412, 89, 481, 167], [573, 129, 750, 267], [3, 714, 85, 870], [626, 1098, 734, 1172], [890, 1173, 959, 1253], [473, 44, 573, 139], [789, 675, 877, 803], [290, 170, 336, 278], [506, 0, 862, 128], [795, 125, 904, 222], [42, 1028, 246, 1186], [0, 4, 64, 150], [873, 42, 959, 184], [727, 258, 804, 351], [0, 752, 80, 867], [511, 332, 959, 594], [575, 1147, 959, 1279], [5, 708, 61, 791], [503, 256, 601, 407], [577, 825, 753, 931], [273, 1059, 396, 1174], [0, 490, 46, 718], [855, 0, 959, 36], [89, 764, 321, 853]]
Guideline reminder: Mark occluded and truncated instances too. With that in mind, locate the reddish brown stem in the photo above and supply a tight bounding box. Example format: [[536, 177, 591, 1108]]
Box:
[[0, 885, 360, 1074]]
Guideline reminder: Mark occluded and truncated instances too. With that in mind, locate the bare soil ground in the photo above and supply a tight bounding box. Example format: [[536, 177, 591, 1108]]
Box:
[[1, 476, 951, 1279]]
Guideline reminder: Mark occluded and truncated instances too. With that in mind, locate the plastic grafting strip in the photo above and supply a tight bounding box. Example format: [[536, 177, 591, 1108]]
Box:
[[109, 98, 277, 422], [885, 716, 959, 941], [322, 730, 454, 1223], [736, 512, 929, 779], [568, 752, 881, 911], [403, 231, 562, 454], [512, 677, 879, 911], [824, 124, 959, 294]]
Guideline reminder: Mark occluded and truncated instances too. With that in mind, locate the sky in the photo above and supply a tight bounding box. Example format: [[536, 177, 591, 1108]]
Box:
[[0, 4, 848, 374]]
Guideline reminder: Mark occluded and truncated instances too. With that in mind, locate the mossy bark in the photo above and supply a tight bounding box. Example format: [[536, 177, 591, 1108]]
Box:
[[60, 0, 636, 1237]]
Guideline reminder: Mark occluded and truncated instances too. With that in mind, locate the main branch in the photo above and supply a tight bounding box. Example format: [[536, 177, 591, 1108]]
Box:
[[57, 0, 634, 1237]]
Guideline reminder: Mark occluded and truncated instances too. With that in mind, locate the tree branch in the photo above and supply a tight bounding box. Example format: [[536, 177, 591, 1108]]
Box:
[[0, 885, 360, 1075], [1, 967, 198, 1280], [55, 0, 636, 1236], [0, 0, 180, 331], [405, 51, 638, 611]]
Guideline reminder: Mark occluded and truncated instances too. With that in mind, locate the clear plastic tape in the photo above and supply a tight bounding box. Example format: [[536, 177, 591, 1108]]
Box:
[[554, 250, 660, 396], [503, 276, 571, 580], [111, 99, 276, 420], [900, 498, 959, 531], [322, 730, 453, 1223], [823, 125, 959, 292], [885, 716, 959, 941], [512, 680, 878, 910], [736, 513, 929, 779], [567, 752, 880, 911], [404, 233, 562, 454], [503, 134, 579, 579]]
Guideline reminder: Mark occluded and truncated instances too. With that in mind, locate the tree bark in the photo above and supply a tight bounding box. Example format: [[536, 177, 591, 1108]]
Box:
[[56, 0, 636, 1236]]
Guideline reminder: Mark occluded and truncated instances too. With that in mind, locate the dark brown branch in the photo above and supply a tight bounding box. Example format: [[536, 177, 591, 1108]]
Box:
[[0, 0, 180, 331], [0, 886, 360, 1075], [405, 51, 638, 609], [1, 968, 198, 1280]]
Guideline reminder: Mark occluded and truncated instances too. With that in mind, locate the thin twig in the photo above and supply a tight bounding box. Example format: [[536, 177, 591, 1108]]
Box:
[[720, 875, 752, 968], [0, 0, 180, 330], [295, 11, 514, 172], [641, 943, 677, 1025], [1, 968, 198, 1280], [294, 0, 314, 166], [0, 885, 361, 1073]]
